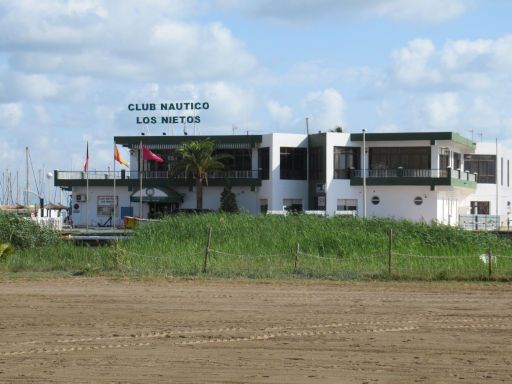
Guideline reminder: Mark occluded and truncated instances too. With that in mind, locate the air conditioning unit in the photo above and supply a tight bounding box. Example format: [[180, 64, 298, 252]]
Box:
[[76, 194, 87, 202]]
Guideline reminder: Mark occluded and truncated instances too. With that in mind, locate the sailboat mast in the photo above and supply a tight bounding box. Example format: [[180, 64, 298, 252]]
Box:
[[25, 147, 29, 206]]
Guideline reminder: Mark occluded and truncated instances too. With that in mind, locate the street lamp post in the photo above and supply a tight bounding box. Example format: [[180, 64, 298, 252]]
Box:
[[362, 129, 367, 219]]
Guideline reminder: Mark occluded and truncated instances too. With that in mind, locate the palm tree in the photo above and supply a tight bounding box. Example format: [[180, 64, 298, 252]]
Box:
[[173, 139, 231, 210]]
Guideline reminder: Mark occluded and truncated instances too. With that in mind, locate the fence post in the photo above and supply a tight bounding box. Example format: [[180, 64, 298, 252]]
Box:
[[294, 243, 299, 273], [203, 226, 212, 273], [487, 244, 492, 279], [387, 228, 393, 276]]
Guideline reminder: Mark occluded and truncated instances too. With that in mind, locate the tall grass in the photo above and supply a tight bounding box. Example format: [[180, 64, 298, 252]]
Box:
[[2, 214, 512, 280], [0, 212, 60, 249]]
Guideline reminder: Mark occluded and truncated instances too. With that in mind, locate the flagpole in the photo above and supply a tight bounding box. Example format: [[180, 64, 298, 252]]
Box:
[[113, 142, 116, 229], [139, 140, 143, 219], [86, 141, 89, 231]]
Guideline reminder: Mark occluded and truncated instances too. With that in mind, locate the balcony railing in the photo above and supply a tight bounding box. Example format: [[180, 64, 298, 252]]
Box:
[[450, 169, 477, 182], [350, 168, 448, 178], [349, 168, 476, 181], [55, 169, 261, 181]]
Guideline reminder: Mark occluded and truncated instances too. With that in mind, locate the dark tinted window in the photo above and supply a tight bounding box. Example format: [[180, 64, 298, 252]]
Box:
[[258, 147, 270, 180], [464, 154, 496, 184], [333, 147, 360, 179], [280, 147, 307, 180], [370, 147, 431, 170], [216, 149, 251, 171]]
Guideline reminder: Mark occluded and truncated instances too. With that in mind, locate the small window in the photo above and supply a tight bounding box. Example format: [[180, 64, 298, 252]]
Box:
[[260, 199, 268, 214], [371, 196, 380, 205], [414, 196, 423, 205], [470, 201, 490, 215], [337, 199, 357, 211], [97, 195, 116, 217], [283, 198, 303, 212]]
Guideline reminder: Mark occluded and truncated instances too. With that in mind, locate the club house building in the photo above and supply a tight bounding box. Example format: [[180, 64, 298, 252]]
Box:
[[54, 131, 512, 229]]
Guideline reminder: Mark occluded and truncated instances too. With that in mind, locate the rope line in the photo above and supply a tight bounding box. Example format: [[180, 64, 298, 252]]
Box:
[[209, 249, 289, 258]]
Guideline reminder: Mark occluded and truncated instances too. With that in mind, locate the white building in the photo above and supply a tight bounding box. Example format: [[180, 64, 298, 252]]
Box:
[[55, 131, 512, 229]]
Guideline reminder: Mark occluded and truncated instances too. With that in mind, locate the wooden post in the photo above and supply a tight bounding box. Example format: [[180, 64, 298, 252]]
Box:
[[488, 244, 492, 279], [294, 243, 299, 273], [203, 226, 212, 273], [387, 228, 393, 276]]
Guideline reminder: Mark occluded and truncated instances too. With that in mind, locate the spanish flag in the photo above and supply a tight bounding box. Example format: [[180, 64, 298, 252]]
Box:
[[114, 144, 129, 167]]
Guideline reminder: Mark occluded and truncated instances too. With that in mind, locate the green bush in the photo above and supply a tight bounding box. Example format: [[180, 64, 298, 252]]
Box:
[[0, 212, 60, 249]]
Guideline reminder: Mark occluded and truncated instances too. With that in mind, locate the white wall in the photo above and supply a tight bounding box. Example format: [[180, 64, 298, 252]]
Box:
[[72, 186, 131, 227], [461, 142, 512, 227], [179, 186, 259, 214], [258, 133, 309, 211], [363, 186, 437, 222], [324, 132, 354, 214]]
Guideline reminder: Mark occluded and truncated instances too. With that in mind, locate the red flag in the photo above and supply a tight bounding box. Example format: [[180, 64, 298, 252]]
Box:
[[142, 144, 164, 163], [84, 141, 89, 172]]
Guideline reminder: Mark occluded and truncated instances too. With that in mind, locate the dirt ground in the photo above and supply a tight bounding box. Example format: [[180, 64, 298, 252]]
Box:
[[0, 278, 511, 383]]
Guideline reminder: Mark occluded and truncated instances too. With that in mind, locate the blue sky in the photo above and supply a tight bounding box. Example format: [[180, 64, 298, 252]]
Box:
[[1, 0, 512, 190]]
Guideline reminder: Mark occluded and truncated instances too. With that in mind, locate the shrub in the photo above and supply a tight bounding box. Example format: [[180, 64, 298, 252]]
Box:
[[0, 212, 60, 249]]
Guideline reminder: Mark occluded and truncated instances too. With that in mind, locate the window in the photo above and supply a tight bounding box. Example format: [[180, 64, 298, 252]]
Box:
[[414, 196, 423, 205], [97, 196, 116, 217], [439, 148, 450, 170], [283, 198, 303, 212], [309, 146, 324, 180], [371, 196, 380, 205], [280, 147, 307, 180], [453, 152, 461, 170], [464, 154, 496, 183], [501, 157, 504, 186], [470, 201, 490, 215], [337, 199, 357, 211], [333, 147, 360, 179], [369, 147, 430, 170], [217, 149, 252, 172], [258, 147, 270, 180], [260, 199, 268, 214]]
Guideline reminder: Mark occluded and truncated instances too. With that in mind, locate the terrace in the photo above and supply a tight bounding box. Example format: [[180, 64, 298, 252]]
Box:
[[349, 167, 477, 188], [54, 169, 262, 189]]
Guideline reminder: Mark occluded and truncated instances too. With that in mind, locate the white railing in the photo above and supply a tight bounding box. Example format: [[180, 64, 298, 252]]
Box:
[[56, 170, 261, 180], [33, 217, 63, 230], [334, 210, 358, 216], [349, 168, 476, 180]]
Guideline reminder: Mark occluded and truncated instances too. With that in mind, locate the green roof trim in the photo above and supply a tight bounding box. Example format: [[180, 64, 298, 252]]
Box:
[[115, 135, 262, 147], [130, 187, 184, 204], [350, 132, 476, 149]]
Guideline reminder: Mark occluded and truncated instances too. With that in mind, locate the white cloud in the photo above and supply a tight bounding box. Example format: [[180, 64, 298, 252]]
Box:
[[441, 34, 512, 76], [423, 93, 460, 128], [301, 89, 345, 131], [0, 2, 256, 83], [387, 34, 512, 94], [218, 0, 469, 23], [369, 0, 468, 23], [391, 39, 440, 87], [266, 100, 293, 127], [0, 103, 23, 129]]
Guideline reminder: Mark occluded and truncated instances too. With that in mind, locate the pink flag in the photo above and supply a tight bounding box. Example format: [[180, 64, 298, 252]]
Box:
[[142, 144, 164, 163], [84, 141, 89, 172]]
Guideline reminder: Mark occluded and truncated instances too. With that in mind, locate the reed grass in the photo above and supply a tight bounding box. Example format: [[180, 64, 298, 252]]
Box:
[[2, 214, 512, 280]]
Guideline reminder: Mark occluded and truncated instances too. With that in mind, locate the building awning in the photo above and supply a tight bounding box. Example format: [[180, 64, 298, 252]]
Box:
[[130, 187, 184, 203]]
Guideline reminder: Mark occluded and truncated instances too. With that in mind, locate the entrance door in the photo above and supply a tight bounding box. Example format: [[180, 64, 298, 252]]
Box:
[[148, 203, 179, 218], [120, 206, 133, 218]]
